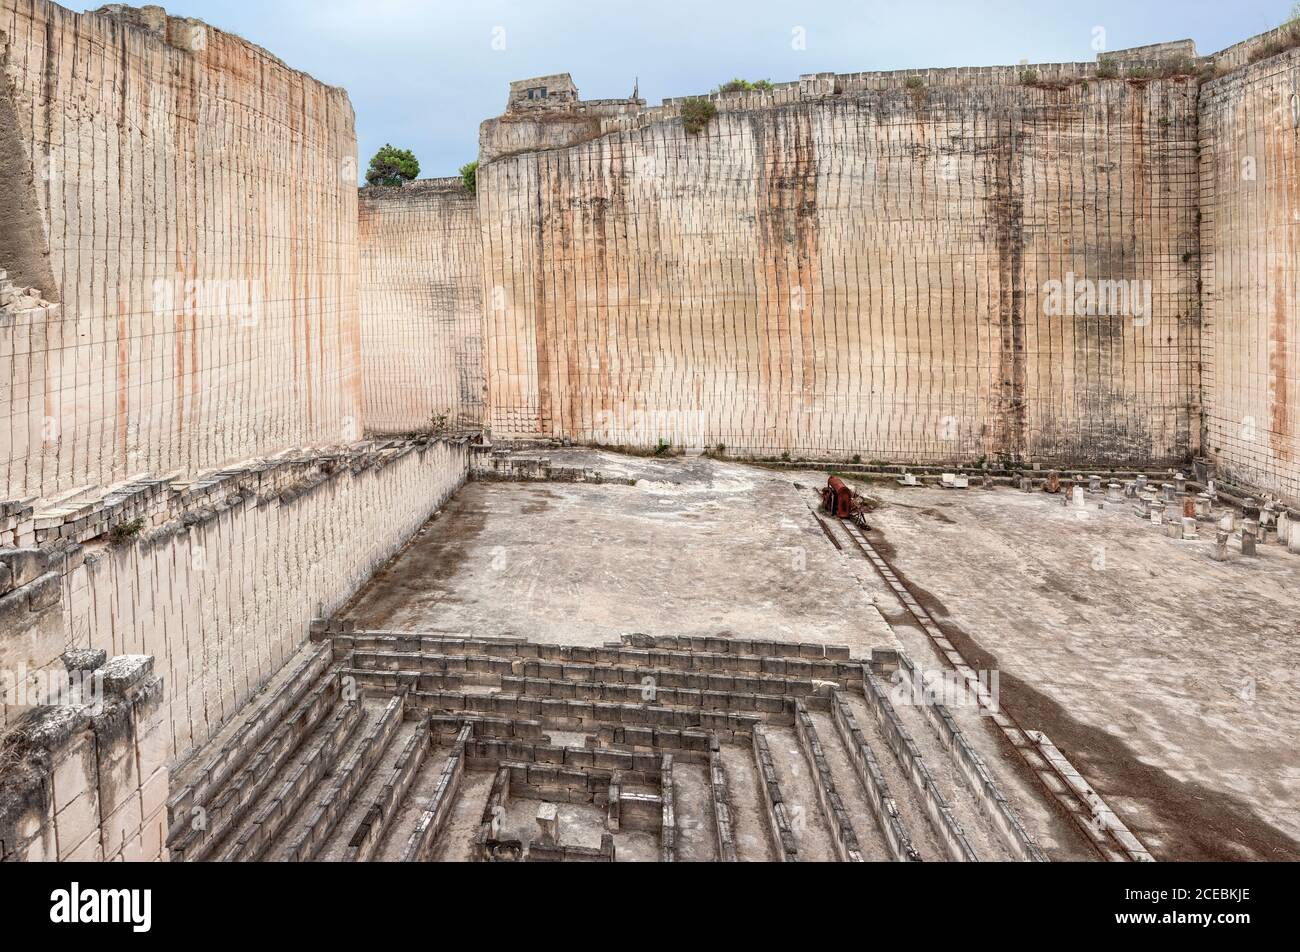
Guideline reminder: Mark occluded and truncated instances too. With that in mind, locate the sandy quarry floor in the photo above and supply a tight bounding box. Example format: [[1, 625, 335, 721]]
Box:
[[341, 451, 1300, 861]]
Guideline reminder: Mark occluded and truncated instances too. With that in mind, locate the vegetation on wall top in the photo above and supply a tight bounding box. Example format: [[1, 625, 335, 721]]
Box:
[[681, 97, 717, 135], [716, 78, 774, 94], [460, 160, 479, 194], [366, 145, 420, 186]]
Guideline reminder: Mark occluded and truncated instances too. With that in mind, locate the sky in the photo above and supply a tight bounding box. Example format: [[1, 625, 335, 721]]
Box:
[[70, 0, 1298, 178]]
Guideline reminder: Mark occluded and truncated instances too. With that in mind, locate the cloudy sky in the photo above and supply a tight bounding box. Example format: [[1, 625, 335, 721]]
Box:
[[70, 0, 1295, 177]]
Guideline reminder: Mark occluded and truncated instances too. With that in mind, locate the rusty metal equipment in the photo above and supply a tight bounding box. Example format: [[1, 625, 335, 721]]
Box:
[[822, 476, 857, 519]]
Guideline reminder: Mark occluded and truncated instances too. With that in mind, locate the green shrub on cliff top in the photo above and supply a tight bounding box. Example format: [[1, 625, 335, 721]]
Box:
[[366, 144, 420, 186], [681, 97, 717, 135], [717, 78, 774, 94], [460, 160, 479, 194]]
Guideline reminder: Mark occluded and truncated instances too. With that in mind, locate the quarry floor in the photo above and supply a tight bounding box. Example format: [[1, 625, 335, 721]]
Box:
[[338, 450, 1300, 862], [853, 477, 1300, 862]]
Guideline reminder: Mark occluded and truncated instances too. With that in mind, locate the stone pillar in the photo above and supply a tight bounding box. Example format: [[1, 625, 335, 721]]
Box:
[[536, 803, 559, 847], [1212, 530, 1230, 562], [94, 656, 168, 862], [607, 776, 622, 832], [1241, 521, 1258, 557]]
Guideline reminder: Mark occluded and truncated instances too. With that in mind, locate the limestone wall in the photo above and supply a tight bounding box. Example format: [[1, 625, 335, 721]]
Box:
[[479, 80, 1201, 464], [358, 180, 484, 434], [58, 440, 468, 763], [1199, 50, 1300, 504], [0, 0, 362, 502]]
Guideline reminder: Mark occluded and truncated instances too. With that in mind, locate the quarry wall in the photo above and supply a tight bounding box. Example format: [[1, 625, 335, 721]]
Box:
[[4, 0, 1300, 864], [62, 440, 468, 764], [0, 0, 362, 502], [358, 180, 485, 434], [0, 0, 475, 866], [478, 78, 1203, 465], [0, 438, 468, 861], [1199, 49, 1300, 504]]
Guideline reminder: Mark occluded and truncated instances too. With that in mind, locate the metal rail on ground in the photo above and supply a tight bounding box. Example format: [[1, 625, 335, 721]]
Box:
[[833, 514, 1154, 863]]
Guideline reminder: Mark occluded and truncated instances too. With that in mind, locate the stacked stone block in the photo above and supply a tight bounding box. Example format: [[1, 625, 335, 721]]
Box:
[[0, 654, 167, 862]]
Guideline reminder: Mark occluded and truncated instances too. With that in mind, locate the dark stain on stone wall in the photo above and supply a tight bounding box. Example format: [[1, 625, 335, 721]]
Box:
[[991, 102, 1028, 460]]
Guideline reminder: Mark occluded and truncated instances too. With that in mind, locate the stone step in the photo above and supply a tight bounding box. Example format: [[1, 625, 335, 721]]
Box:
[[346, 651, 829, 699], [329, 631, 862, 681], [408, 688, 763, 738], [620, 633, 853, 661], [169, 665, 344, 861], [216, 699, 367, 862], [793, 703, 867, 861], [402, 725, 472, 861], [829, 691, 921, 861], [275, 695, 406, 861], [331, 719, 431, 862], [168, 643, 335, 838]]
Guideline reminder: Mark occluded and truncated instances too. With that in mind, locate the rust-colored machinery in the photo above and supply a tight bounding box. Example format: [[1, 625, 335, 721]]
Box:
[[822, 476, 857, 518]]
